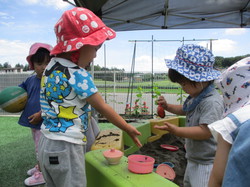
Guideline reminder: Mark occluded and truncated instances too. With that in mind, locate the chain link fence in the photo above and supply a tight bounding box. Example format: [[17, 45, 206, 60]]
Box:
[[0, 71, 184, 117]]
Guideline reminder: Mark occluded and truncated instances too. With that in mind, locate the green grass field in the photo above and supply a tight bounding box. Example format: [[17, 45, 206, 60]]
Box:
[[95, 79, 181, 94], [0, 116, 39, 187], [0, 116, 121, 187]]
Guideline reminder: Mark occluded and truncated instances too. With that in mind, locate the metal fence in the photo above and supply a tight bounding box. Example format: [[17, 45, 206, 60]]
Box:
[[0, 71, 183, 116]]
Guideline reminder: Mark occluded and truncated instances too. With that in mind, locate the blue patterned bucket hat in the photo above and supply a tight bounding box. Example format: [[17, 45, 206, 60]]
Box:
[[165, 44, 221, 82]]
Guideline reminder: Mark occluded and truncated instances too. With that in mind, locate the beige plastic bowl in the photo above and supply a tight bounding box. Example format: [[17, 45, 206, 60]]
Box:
[[103, 148, 124, 165]]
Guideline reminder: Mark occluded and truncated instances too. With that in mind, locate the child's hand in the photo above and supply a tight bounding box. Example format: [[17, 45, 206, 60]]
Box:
[[157, 96, 168, 109], [28, 111, 42, 125], [154, 122, 177, 134], [126, 126, 142, 147]]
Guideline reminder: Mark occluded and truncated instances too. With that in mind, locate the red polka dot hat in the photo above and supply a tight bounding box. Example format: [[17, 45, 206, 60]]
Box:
[[51, 7, 116, 55]]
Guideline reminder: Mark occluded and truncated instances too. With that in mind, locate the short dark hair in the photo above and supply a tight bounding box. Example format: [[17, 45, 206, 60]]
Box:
[[30, 48, 51, 64], [168, 69, 213, 87], [168, 69, 190, 83]]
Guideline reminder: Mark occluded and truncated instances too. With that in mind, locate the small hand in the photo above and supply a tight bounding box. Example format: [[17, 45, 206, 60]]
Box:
[[157, 96, 168, 109], [127, 126, 142, 147], [28, 111, 42, 125], [154, 122, 177, 134]]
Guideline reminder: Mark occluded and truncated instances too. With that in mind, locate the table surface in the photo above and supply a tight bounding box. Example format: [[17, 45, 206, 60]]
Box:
[[86, 149, 179, 187]]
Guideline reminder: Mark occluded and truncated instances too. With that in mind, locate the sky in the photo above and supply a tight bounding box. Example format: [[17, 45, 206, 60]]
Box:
[[1, 0, 250, 72]]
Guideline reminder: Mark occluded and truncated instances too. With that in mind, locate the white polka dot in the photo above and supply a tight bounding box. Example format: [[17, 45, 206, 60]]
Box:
[[82, 25, 90, 33], [76, 42, 83, 49], [77, 8, 84, 11], [61, 35, 64, 41], [66, 45, 72, 52], [91, 21, 98, 28], [80, 14, 88, 21], [58, 25, 61, 33], [72, 11, 76, 16], [107, 30, 113, 36], [63, 41, 67, 46]]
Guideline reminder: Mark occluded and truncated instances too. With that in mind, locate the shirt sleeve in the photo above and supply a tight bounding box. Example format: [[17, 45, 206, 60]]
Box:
[[208, 117, 237, 144], [68, 68, 98, 99]]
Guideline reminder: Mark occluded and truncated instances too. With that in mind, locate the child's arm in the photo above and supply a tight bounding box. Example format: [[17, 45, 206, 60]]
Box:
[[28, 111, 42, 125], [158, 96, 186, 115], [154, 122, 212, 140], [208, 134, 231, 187], [86, 92, 142, 147]]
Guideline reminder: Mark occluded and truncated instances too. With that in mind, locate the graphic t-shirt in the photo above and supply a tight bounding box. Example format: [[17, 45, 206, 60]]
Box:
[[40, 57, 98, 145]]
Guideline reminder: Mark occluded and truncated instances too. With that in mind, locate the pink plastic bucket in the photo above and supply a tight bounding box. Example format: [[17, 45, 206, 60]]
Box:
[[128, 154, 155, 174]]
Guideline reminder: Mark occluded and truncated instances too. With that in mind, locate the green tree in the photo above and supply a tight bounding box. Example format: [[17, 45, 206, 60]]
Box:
[[23, 64, 29, 71], [3, 62, 11, 68], [15, 63, 24, 68]]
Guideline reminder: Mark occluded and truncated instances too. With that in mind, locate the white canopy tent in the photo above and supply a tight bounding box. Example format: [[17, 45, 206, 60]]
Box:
[[69, 0, 250, 115], [72, 0, 250, 31]]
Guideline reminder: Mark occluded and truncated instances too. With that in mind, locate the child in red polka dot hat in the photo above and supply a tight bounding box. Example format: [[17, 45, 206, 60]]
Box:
[[39, 7, 142, 187]]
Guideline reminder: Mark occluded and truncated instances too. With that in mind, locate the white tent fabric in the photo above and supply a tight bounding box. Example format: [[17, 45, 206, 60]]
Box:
[[73, 0, 250, 31]]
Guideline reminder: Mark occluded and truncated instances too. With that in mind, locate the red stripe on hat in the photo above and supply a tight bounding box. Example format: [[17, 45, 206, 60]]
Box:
[[176, 56, 212, 67]]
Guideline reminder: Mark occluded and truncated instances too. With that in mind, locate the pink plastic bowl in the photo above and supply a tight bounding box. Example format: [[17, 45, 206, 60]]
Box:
[[128, 154, 155, 174]]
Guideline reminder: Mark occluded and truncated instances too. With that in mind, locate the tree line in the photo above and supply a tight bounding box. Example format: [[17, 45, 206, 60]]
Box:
[[215, 54, 250, 69], [1, 54, 249, 71], [0, 62, 125, 72]]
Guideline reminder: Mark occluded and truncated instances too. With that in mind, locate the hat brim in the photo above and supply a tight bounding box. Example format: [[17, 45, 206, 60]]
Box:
[[51, 27, 116, 55], [26, 43, 53, 70], [165, 59, 221, 82]]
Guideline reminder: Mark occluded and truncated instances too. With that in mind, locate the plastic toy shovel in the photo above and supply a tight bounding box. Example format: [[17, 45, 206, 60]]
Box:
[[160, 144, 179, 151], [157, 104, 165, 118]]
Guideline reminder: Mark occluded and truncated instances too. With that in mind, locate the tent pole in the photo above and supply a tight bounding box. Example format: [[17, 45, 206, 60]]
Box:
[[104, 44, 107, 103], [151, 35, 154, 118]]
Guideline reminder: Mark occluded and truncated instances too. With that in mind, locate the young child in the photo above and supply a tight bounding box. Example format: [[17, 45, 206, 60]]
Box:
[[154, 44, 224, 187], [18, 42, 53, 186], [208, 57, 250, 187], [38, 7, 142, 187]]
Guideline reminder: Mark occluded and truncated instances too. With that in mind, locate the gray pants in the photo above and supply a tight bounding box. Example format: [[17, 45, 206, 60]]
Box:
[[38, 134, 86, 187], [183, 160, 213, 187]]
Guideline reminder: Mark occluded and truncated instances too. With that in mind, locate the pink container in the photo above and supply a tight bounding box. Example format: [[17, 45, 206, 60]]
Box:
[[128, 154, 155, 174], [103, 148, 124, 165]]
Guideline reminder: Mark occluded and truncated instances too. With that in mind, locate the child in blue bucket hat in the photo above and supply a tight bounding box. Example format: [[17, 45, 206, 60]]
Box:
[[155, 44, 224, 187]]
